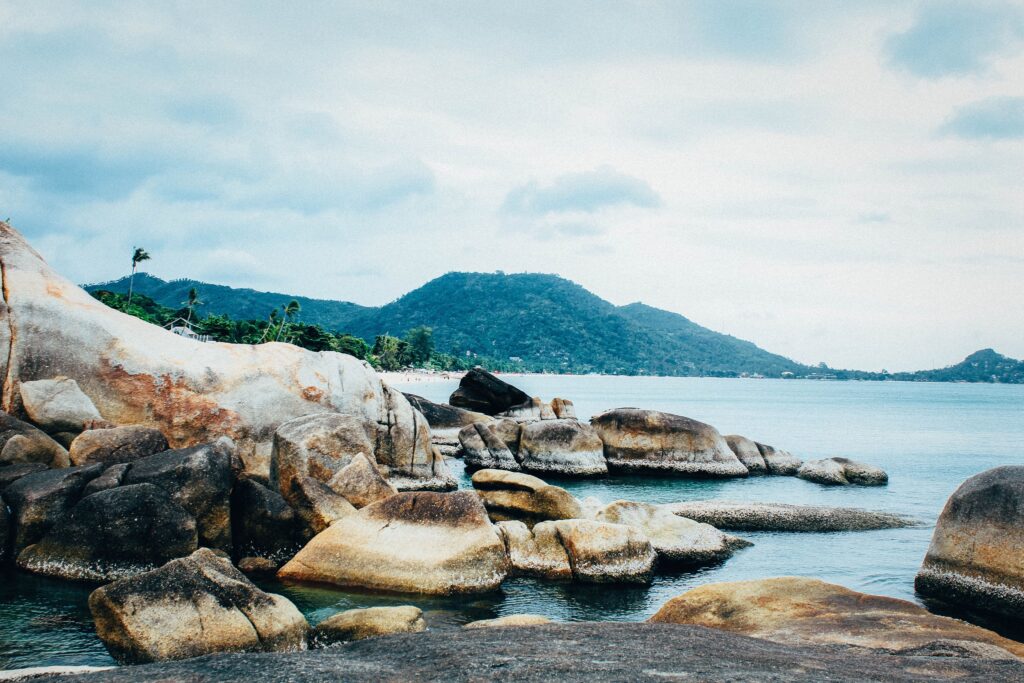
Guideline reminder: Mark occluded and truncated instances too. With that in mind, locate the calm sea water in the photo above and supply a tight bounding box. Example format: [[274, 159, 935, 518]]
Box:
[[3, 377, 1023, 669]]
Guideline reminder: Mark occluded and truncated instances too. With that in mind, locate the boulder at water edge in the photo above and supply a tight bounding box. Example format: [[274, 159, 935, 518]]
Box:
[[517, 419, 607, 476], [595, 500, 746, 565], [230, 476, 302, 564], [590, 409, 747, 477], [18, 378, 102, 433], [326, 453, 397, 509], [665, 500, 915, 532], [312, 606, 425, 646], [68, 425, 169, 467], [797, 457, 888, 486], [449, 367, 530, 415], [403, 393, 491, 431], [550, 519, 656, 583], [89, 548, 308, 664], [496, 520, 573, 580], [650, 577, 1024, 659], [724, 435, 766, 474], [0, 221, 443, 488], [1, 464, 103, 553], [17, 483, 198, 581], [756, 443, 802, 475], [471, 469, 582, 524], [915, 465, 1024, 621], [0, 412, 69, 468], [459, 421, 521, 471], [278, 491, 508, 595]]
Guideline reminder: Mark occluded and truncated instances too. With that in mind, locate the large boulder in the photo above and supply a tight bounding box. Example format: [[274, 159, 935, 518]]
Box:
[[756, 443, 802, 475], [68, 426, 169, 467], [17, 483, 198, 581], [403, 393, 491, 431], [664, 501, 916, 532], [724, 435, 766, 474], [590, 409, 747, 477], [650, 577, 1024, 658], [595, 500, 745, 565], [326, 453, 397, 509], [0, 221, 443, 486], [459, 421, 521, 471], [549, 519, 656, 584], [495, 520, 572, 580], [89, 548, 308, 664], [123, 438, 235, 551], [230, 476, 302, 564], [915, 465, 1024, 621], [288, 475, 356, 537], [517, 420, 607, 476], [19, 377, 103, 433], [1, 464, 103, 553], [471, 469, 582, 524], [0, 412, 69, 468], [312, 606, 425, 646], [278, 491, 508, 595], [797, 457, 888, 486], [449, 368, 530, 415]]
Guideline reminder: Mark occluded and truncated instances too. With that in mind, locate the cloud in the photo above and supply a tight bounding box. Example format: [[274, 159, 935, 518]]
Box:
[[885, 1, 1024, 78], [502, 168, 662, 216], [939, 96, 1024, 139]]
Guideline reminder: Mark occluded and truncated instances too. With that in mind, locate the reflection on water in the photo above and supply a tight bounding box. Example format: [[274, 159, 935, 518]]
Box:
[[2, 378, 1023, 669]]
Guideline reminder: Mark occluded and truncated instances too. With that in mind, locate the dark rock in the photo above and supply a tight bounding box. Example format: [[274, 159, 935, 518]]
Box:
[[68, 426, 169, 467], [16, 483, 198, 581], [1, 464, 103, 554], [0, 411, 69, 468], [0, 462, 48, 493], [58, 622, 1024, 682], [0, 497, 10, 564], [123, 438, 235, 551], [231, 476, 302, 563], [403, 393, 491, 430], [81, 463, 131, 497], [449, 368, 530, 415]]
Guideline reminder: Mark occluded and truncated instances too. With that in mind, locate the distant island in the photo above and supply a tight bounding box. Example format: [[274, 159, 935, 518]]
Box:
[[85, 272, 1024, 383]]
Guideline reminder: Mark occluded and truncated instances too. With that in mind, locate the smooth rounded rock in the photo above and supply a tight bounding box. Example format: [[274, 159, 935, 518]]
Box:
[[664, 500, 916, 532], [231, 476, 302, 563], [0, 412, 69, 469], [68, 426, 169, 467], [595, 500, 742, 565], [756, 443, 802, 475], [1, 464, 104, 553], [19, 378, 103, 433], [471, 469, 582, 523], [327, 453, 397, 509], [403, 393, 491, 430], [449, 368, 530, 415], [797, 457, 888, 486], [724, 435, 766, 474], [517, 419, 607, 476], [495, 520, 572, 580], [464, 614, 552, 629], [459, 421, 521, 472], [549, 519, 656, 584], [312, 606, 425, 646]]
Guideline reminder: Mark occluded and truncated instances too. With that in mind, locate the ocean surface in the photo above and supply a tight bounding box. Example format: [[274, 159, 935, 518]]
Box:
[[3, 376, 1023, 669]]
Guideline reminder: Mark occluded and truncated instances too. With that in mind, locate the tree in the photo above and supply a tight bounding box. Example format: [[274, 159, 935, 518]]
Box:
[[403, 326, 434, 366], [372, 334, 409, 371], [182, 287, 203, 326], [126, 247, 151, 305], [276, 299, 301, 342]]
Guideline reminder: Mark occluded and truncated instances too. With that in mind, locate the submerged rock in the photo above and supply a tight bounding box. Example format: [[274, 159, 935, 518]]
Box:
[[2, 464, 103, 554], [755, 443, 802, 475], [650, 577, 1024, 659], [68, 426, 169, 467], [724, 435, 766, 474], [17, 483, 198, 581], [471, 469, 582, 524], [89, 548, 308, 664], [517, 420, 607, 476], [312, 606, 425, 646], [278, 491, 508, 595], [590, 409, 747, 477], [495, 520, 573, 580], [449, 368, 530, 415], [916, 465, 1024, 622], [0, 412, 69, 469], [664, 500, 916, 532], [464, 614, 552, 629], [797, 457, 888, 486], [549, 519, 656, 584], [19, 378, 103, 433]]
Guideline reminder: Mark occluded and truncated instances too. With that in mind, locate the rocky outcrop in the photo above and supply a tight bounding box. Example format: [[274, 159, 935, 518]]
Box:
[[590, 409, 747, 477], [89, 548, 308, 664], [278, 491, 508, 595], [595, 500, 745, 565], [326, 453, 397, 509], [665, 501, 916, 532], [915, 465, 1024, 621], [449, 368, 530, 415], [403, 393, 491, 431], [0, 221, 443, 486], [724, 435, 766, 474], [495, 520, 572, 580], [650, 577, 1024, 659], [756, 443, 802, 475], [0, 412, 69, 468], [123, 438, 235, 551], [797, 457, 888, 486], [68, 426, 169, 466], [54, 623, 1024, 682], [231, 476, 302, 564], [1, 464, 103, 553], [17, 483, 198, 581], [517, 420, 606, 476], [19, 378, 103, 433], [471, 469, 582, 524], [464, 614, 552, 628], [312, 606, 425, 646], [459, 421, 521, 471], [549, 519, 656, 583]]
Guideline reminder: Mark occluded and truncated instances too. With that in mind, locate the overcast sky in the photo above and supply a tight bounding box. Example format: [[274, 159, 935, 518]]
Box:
[[1, 1, 1022, 371]]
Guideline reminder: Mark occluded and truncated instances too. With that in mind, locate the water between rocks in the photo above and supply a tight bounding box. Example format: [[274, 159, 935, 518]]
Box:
[[3, 377, 1022, 669]]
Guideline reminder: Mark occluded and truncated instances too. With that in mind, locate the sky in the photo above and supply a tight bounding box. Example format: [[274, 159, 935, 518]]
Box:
[[1, 1, 1022, 372]]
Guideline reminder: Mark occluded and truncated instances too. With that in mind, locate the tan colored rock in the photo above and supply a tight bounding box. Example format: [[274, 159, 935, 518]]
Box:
[[756, 443, 802, 475], [312, 606, 425, 645], [464, 614, 552, 629], [724, 435, 766, 474], [539, 401, 557, 420], [0, 412, 69, 468], [551, 398, 575, 419], [278, 491, 508, 595], [289, 476, 356, 536], [19, 378, 102, 433], [590, 409, 747, 477], [495, 520, 572, 580], [550, 519, 656, 584], [471, 469, 582, 523], [650, 577, 1024, 659], [327, 453, 397, 508], [0, 221, 446, 486], [68, 425, 168, 466], [459, 421, 521, 471], [595, 500, 742, 564], [797, 457, 888, 486], [517, 419, 607, 476], [89, 548, 308, 664]]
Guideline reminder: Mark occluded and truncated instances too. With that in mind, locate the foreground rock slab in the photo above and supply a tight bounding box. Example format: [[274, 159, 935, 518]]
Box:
[[89, 548, 307, 664], [916, 465, 1024, 622], [59, 622, 1024, 682], [665, 500, 916, 532], [650, 577, 1024, 659], [278, 491, 508, 595], [312, 606, 425, 646]]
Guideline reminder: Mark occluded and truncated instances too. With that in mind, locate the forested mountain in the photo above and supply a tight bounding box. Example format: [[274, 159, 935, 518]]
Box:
[[889, 349, 1024, 384]]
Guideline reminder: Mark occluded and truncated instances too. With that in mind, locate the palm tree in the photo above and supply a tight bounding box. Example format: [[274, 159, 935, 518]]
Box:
[[182, 287, 204, 327], [126, 247, 151, 306], [257, 308, 279, 344], [276, 300, 301, 341]]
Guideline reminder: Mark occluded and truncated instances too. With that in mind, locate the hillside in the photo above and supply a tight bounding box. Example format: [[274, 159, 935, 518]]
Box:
[[890, 349, 1024, 384]]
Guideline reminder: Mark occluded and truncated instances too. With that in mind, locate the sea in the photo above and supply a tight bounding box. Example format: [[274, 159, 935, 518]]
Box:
[[2, 376, 1023, 669]]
